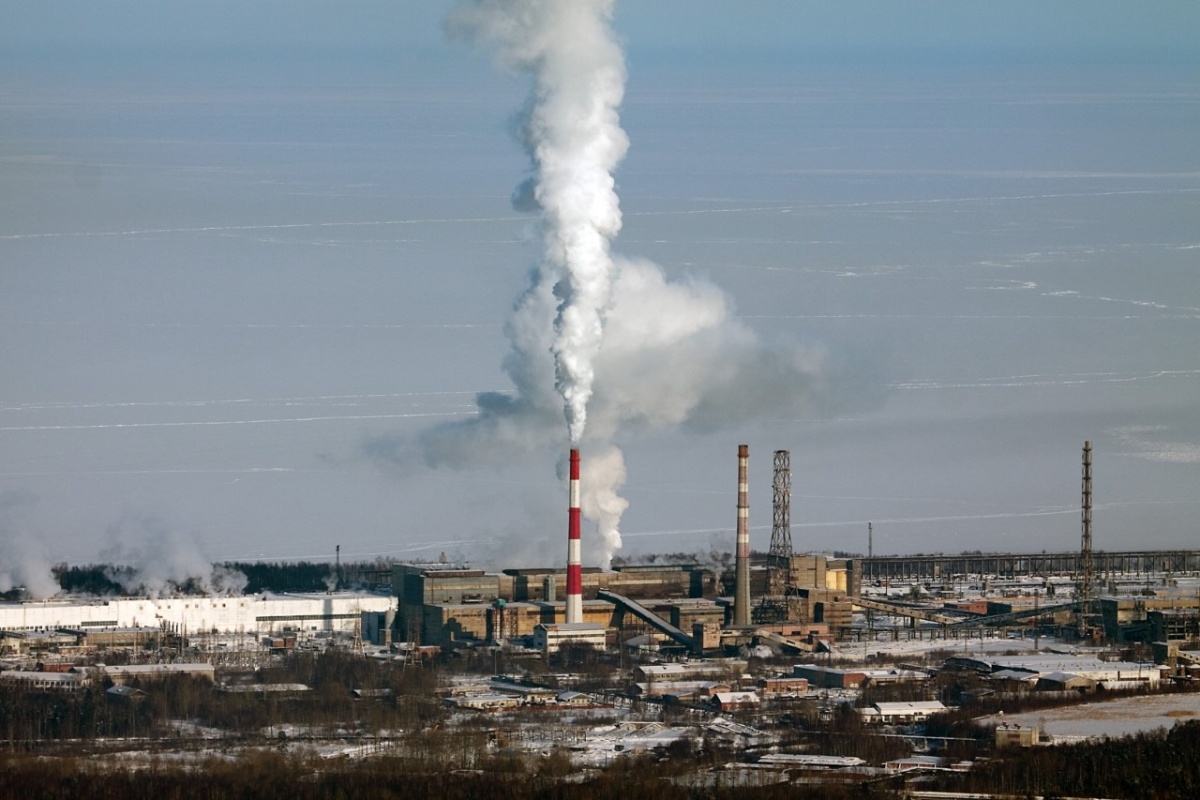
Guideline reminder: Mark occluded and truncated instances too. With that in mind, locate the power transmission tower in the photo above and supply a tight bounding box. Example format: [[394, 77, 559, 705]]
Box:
[[755, 450, 793, 623], [1077, 440, 1096, 639]]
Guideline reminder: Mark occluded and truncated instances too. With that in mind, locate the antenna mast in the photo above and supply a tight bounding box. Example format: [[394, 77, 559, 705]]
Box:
[[755, 450, 793, 623], [1077, 441, 1095, 639]]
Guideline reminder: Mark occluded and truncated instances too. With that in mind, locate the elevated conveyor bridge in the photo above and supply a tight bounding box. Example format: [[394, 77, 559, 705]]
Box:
[[944, 601, 1080, 628], [846, 597, 968, 626], [861, 549, 1200, 582], [847, 596, 1081, 629], [597, 589, 694, 650]]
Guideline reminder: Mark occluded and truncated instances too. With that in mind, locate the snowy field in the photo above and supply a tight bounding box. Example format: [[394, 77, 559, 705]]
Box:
[[979, 692, 1200, 741]]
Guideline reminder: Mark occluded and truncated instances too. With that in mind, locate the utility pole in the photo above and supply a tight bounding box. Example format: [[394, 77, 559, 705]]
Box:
[[1034, 588, 1040, 651]]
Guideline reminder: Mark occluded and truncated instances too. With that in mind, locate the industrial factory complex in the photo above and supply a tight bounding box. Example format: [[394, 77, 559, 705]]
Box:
[[386, 444, 1200, 662], [2, 443, 1199, 795], [3, 444, 1197, 662]]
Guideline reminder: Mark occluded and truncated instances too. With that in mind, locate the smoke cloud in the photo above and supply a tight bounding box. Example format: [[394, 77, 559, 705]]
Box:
[[100, 512, 248, 597], [577, 444, 628, 565], [0, 491, 61, 599], [368, 2, 881, 567], [449, 0, 628, 444], [397, 251, 858, 566], [416, 257, 845, 461]]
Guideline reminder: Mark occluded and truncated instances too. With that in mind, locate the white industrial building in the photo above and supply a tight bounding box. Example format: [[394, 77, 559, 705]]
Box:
[[859, 700, 948, 725], [955, 654, 1163, 691], [0, 592, 396, 636], [534, 622, 607, 654], [0, 671, 90, 692]]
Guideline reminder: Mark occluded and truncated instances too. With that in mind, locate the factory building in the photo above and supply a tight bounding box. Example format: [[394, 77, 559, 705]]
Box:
[[393, 561, 720, 647], [757, 677, 810, 696], [1149, 608, 1200, 643], [632, 661, 746, 683], [792, 664, 930, 690], [1100, 594, 1200, 643], [390, 445, 869, 649], [946, 654, 1163, 691], [859, 700, 947, 725], [534, 622, 608, 654], [995, 724, 1041, 748], [391, 555, 862, 647], [0, 670, 90, 692], [0, 593, 395, 637], [102, 663, 216, 685], [788, 587, 855, 630], [790, 554, 858, 597]]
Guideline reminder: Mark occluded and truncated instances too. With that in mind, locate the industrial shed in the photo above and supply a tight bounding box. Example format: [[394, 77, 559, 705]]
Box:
[[712, 691, 760, 711], [103, 663, 215, 685], [858, 700, 947, 725]]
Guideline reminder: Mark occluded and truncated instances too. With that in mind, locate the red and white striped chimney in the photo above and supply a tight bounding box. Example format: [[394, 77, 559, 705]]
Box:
[[733, 444, 751, 626], [566, 448, 583, 624]]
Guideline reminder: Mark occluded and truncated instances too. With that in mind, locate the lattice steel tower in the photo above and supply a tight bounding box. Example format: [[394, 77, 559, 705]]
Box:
[[754, 450, 793, 623], [1077, 440, 1096, 638]]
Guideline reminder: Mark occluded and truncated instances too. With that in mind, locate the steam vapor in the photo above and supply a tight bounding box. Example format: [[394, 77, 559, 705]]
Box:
[[0, 491, 61, 599], [577, 444, 629, 563], [384, 1, 870, 566], [449, 0, 628, 445], [101, 512, 247, 597]]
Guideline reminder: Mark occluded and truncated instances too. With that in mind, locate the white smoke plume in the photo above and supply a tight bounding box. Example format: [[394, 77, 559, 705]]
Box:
[[576, 444, 628, 565], [101, 512, 248, 597], [396, 253, 858, 565], [0, 491, 61, 599], [449, 0, 628, 444], [367, 3, 884, 568]]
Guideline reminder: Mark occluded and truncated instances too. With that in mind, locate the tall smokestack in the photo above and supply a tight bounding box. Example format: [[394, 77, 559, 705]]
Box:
[[734, 444, 751, 626], [566, 448, 583, 624]]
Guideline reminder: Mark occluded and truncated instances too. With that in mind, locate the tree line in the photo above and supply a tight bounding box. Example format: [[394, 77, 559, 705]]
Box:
[[0, 748, 908, 800], [52, 559, 396, 596], [931, 719, 1200, 799], [0, 651, 441, 746]]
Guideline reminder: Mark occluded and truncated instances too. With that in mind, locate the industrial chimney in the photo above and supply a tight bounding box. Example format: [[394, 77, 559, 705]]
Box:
[[566, 448, 583, 624], [734, 444, 751, 626]]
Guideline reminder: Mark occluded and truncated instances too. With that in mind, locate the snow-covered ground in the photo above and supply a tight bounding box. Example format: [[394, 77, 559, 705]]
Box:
[[979, 692, 1200, 741]]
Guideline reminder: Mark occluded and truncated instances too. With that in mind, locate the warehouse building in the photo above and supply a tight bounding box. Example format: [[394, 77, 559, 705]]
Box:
[[0, 593, 396, 637], [393, 562, 725, 647], [859, 701, 947, 725]]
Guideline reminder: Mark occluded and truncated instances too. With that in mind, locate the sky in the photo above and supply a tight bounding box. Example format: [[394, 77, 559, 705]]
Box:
[[1, 2, 1198, 589]]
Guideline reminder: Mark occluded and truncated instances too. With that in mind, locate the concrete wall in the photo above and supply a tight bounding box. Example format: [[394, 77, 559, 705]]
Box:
[[423, 604, 489, 645], [503, 566, 703, 601], [487, 603, 543, 640], [791, 555, 828, 590], [670, 602, 725, 631]]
